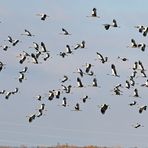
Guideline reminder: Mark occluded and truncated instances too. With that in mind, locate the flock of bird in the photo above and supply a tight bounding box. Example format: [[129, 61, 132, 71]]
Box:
[[0, 7, 148, 130]]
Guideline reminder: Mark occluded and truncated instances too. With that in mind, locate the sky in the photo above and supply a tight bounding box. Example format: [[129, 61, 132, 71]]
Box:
[[0, 0, 148, 147]]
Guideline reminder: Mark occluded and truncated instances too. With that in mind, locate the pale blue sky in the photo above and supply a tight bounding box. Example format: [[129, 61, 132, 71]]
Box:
[[0, 0, 148, 147]]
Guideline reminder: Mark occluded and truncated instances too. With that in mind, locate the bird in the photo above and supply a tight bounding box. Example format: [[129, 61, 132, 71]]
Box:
[[80, 41, 86, 48], [132, 123, 143, 128], [141, 79, 148, 87], [43, 52, 50, 61], [61, 85, 72, 93], [133, 88, 140, 98], [127, 39, 137, 48], [81, 95, 90, 103], [73, 68, 84, 77], [36, 13, 49, 21], [137, 43, 146, 52], [134, 25, 145, 33], [5, 91, 12, 99], [129, 101, 137, 106], [29, 42, 39, 51], [11, 88, 19, 95], [87, 8, 100, 18], [92, 78, 98, 87], [111, 64, 119, 77], [12, 39, 20, 46], [18, 73, 25, 83], [27, 114, 36, 123], [140, 69, 147, 77], [53, 90, 61, 99], [48, 90, 54, 101], [117, 56, 128, 61], [36, 95, 42, 101], [131, 71, 137, 79], [58, 52, 67, 58], [103, 24, 111, 30], [138, 60, 145, 71], [125, 80, 130, 89], [143, 27, 148, 36], [62, 97, 68, 107], [61, 75, 69, 83], [40, 42, 48, 52], [139, 105, 147, 114], [112, 19, 119, 28], [132, 61, 138, 70], [84, 63, 93, 73], [0, 62, 5, 72], [65, 45, 72, 54], [60, 28, 71, 35], [21, 29, 35, 37], [36, 109, 44, 118], [0, 90, 5, 94], [19, 66, 28, 74], [0, 45, 10, 51], [38, 103, 45, 111], [99, 104, 109, 114], [96, 52, 108, 63], [31, 53, 38, 64], [74, 103, 81, 111], [103, 19, 119, 30], [7, 36, 13, 43], [129, 76, 135, 86], [76, 77, 84, 88]]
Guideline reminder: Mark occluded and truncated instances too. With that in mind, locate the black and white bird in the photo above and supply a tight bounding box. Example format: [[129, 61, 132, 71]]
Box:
[[125, 80, 130, 89], [61, 84, 72, 93], [133, 88, 139, 97], [29, 42, 39, 51], [134, 25, 145, 33], [127, 39, 137, 48], [40, 42, 47, 52], [111, 64, 119, 77], [99, 104, 109, 115], [43, 53, 50, 61], [0, 45, 10, 51], [18, 73, 25, 83], [62, 97, 68, 107], [12, 39, 20, 46], [48, 90, 54, 101], [129, 101, 137, 106], [81, 95, 90, 103], [141, 79, 148, 87], [139, 105, 147, 114], [138, 43, 146, 52], [132, 123, 143, 128], [19, 66, 28, 74], [143, 27, 148, 37], [87, 8, 100, 18], [11, 88, 19, 95], [5, 91, 12, 99], [76, 77, 84, 88], [27, 114, 36, 123], [74, 103, 81, 111], [36, 13, 49, 21], [92, 78, 98, 87], [96, 52, 108, 63], [61, 28, 71, 35], [103, 19, 119, 30], [61, 75, 69, 83], [21, 29, 34, 37]]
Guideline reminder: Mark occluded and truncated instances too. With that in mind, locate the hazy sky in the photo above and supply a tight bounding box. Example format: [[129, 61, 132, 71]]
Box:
[[0, 0, 148, 147]]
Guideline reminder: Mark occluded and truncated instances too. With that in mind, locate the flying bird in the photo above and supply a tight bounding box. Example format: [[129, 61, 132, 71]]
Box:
[[96, 52, 108, 63], [111, 64, 119, 77], [36, 13, 49, 21]]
